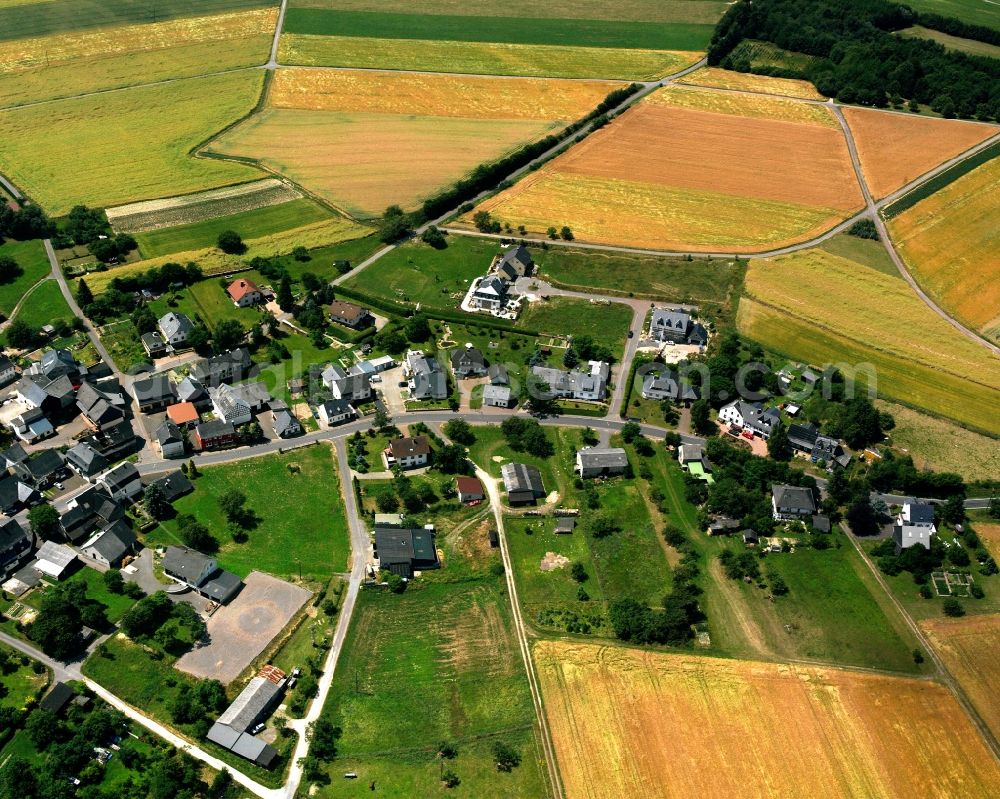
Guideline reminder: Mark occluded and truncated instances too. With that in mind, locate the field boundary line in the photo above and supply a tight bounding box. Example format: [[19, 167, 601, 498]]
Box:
[[0, 274, 50, 331]]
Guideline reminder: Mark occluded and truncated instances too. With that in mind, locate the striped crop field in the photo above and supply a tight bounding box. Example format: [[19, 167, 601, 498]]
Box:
[[0, 70, 266, 215], [0, 7, 276, 106], [887, 157, 1000, 342], [738, 249, 1000, 434], [465, 87, 863, 252], [535, 641, 1000, 799], [207, 68, 621, 217], [679, 67, 826, 100]]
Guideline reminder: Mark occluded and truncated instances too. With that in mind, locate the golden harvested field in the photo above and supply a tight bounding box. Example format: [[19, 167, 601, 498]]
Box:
[[887, 157, 1000, 339], [87, 214, 370, 294], [921, 614, 1000, 741], [0, 71, 265, 215], [680, 66, 826, 100], [646, 85, 838, 126], [468, 96, 862, 251], [267, 67, 621, 120], [739, 249, 1000, 434], [879, 401, 1000, 481], [535, 641, 1000, 799], [211, 69, 615, 217], [0, 9, 275, 106], [279, 33, 700, 80], [979, 524, 1000, 561], [843, 107, 997, 198]]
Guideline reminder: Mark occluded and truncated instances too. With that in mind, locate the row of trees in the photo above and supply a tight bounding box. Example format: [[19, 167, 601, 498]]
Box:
[[709, 0, 1000, 120]]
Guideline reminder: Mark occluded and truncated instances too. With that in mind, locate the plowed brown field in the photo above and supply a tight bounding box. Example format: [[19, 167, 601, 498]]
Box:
[[843, 107, 997, 198], [536, 641, 1000, 799], [921, 613, 1000, 741]]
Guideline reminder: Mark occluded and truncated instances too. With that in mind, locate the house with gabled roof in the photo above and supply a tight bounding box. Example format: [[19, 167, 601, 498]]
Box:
[[228, 278, 262, 307], [132, 373, 176, 412], [471, 275, 509, 311], [155, 420, 186, 459], [501, 463, 545, 505], [328, 300, 372, 329], [384, 436, 431, 470], [374, 526, 439, 578], [65, 442, 109, 479], [162, 546, 242, 603], [191, 348, 252, 387], [494, 244, 533, 281], [894, 501, 936, 550], [158, 312, 194, 346], [14, 449, 66, 489], [76, 381, 126, 432], [0, 518, 31, 580], [771, 484, 816, 520], [450, 344, 487, 378], [96, 462, 143, 504], [81, 520, 136, 567], [641, 370, 698, 404], [0, 476, 40, 516], [576, 447, 628, 478]]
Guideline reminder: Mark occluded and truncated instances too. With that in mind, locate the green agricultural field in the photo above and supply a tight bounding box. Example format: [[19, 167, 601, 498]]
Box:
[[312, 576, 548, 796], [135, 198, 332, 258], [817, 233, 900, 278], [519, 297, 632, 361], [0, 643, 48, 715], [902, 0, 1000, 30], [0, 0, 276, 40], [149, 445, 351, 582], [898, 25, 1000, 58], [283, 8, 716, 51], [534, 247, 745, 306], [0, 70, 265, 215], [0, 238, 50, 318]]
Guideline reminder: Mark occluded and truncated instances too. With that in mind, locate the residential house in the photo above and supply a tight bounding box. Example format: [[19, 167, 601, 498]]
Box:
[[641, 371, 698, 404], [231, 381, 271, 411], [132, 374, 176, 412], [80, 418, 135, 461], [316, 399, 354, 428], [15, 375, 49, 410], [17, 374, 74, 415], [708, 517, 742, 536], [60, 486, 123, 544], [576, 447, 628, 478], [166, 402, 200, 428], [76, 381, 126, 432], [210, 384, 252, 425], [206, 669, 286, 768], [176, 376, 209, 407], [14, 449, 66, 490], [191, 348, 252, 387], [383, 436, 431, 470], [0, 354, 17, 386], [321, 363, 372, 403], [0, 475, 39, 515], [404, 351, 448, 401], [155, 420, 186, 459], [270, 405, 302, 438], [0, 518, 31, 580], [471, 275, 509, 311], [813, 435, 851, 469], [456, 476, 484, 503], [9, 407, 54, 443], [33, 540, 77, 580], [1, 443, 27, 470], [450, 344, 487, 378], [501, 463, 545, 505], [531, 361, 609, 402], [162, 546, 242, 603], [488, 364, 509, 386], [158, 312, 194, 346], [65, 442, 109, 480], [648, 308, 707, 346], [194, 420, 239, 451], [141, 332, 167, 358], [39, 682, 75, 715], [228, 278, 263, 307], [28, 349, 82, 383], [97, 462, 143, 503], [894, 501, 937, 550], [374, 526, 440, 578], [147, 471, 193, 503], [787, 422, 820, 454], [328, 300, 373, 329], [494, 244, 533, 281], [718, 400, 781, 440], [80, 520, 136, 567], [771, 484, 817, 520], [483, 384, 513, 408]]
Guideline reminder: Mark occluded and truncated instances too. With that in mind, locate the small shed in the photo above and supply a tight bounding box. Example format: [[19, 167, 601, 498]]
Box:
[[39, 682, 74, 715], [488, 529, 499, 548], [554, 518, 576, 535]]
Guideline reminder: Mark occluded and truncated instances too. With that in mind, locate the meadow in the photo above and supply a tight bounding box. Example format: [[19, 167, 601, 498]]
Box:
[[0, 8, 275, 107], [0, 0, 276, 38], [149, 445, 351, 583], [518, 297, 632, 361], [535, 641, 1000, 799], [816, 232, 899, 276], [901, 0, 1000, 30], [282, 8, 715, 52], [738, 249, 1000, 434], [146, 279, 264, 332], [279, 35, 700, 81], [887, 157, 1000, 341], [1, 280, 72, 345], [921, 613, 1000, 741], [879, 401, 1000, 482], [842, 107, 997, 199], [209, 68, 616, 217], [135, 197, 332, 258], [312, 575, 548, 796], [469, 89, 862, 251], [898, 25, 1000, 58], [0, 70, 265, 215], [0, 642, 47, 714], [0, 238, 49, 317], [680, 67, 825, 99]]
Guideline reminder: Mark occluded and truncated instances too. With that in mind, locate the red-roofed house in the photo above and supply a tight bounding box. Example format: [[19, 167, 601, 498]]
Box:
[[456, 476, 484, 503], [166, 401, 200, 428], [228, 278, 263, 308]]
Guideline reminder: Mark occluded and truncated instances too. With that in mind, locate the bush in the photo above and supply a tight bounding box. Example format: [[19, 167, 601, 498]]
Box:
[[942, 598, 965, 617], [216, 230, 245, 254], [492, 741, 521, 772]]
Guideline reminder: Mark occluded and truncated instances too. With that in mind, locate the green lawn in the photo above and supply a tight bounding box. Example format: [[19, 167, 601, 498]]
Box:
[[0, 643, 48, 715], [312, 578, 547, 797], [467, 424, 582, 497], [149, 445, 351, 583], [135, 198, 333, 259], [253, 328, 339, 404], [284, 8, 717, 50], [518, 296, 632, 361], [535, 247, 745, 308], [0, 239, 50, 318], [343, 235, 496, 310], [30, 566, 140, 624], [98, 320, 150, 371], [149, 279, 266, 332], [817, 233, 899, 278]]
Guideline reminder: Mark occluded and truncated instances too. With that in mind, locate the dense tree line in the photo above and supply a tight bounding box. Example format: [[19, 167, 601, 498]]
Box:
[[83, 261, 202, 322], [0, 203, 52, 241], [709, 0, 1000, 119], [916, 11, 1000, 47]]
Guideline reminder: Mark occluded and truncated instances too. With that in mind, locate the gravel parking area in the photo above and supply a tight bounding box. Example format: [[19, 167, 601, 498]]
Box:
[[175, 571, 310, 684]]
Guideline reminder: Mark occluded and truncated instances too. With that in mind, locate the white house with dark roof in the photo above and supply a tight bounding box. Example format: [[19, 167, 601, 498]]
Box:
[[316, 399, 354, 428], [383, 436, 431, 470], [0, 355, 17, 386], [65, 442, 109, 479], [404, 350, 448, 401], [158, 312, 194, 346], [450, 344, 487, 378], [155, 420, 186, 459], [210, 384, 253, 426], [321, 363, 371, 403], [471, 275, 509, 311], [641, 371, 698, 404], [894, 501, 937, 550], [531, 361, 609, 402], [771, 484, 816, 520], [97, 462, 143, 503], [81, 520, 136, 567], [576, 447, 629, 478], [719, 400, 781, 440]]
